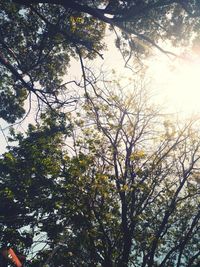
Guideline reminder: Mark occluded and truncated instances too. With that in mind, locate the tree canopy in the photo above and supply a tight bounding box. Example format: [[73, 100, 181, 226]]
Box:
[[1, 1, 200, 266], [1, 0, 200, 122], [0, 81, 199, 266]]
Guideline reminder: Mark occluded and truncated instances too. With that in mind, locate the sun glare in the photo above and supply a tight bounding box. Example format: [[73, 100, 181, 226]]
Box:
[[97, 34, 200, 117], [149, 53, 200, 115]]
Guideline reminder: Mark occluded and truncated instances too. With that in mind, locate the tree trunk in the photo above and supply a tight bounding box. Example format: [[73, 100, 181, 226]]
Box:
[[117, 234, 132, 267]]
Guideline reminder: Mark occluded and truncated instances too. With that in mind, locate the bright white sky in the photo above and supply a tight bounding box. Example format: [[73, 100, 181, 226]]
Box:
[[148, 52, 200, 115], [86, 33, 200, 118], [1, 32, 200, 152]]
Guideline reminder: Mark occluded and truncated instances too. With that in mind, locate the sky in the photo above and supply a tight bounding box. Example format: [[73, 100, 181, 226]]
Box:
[[148, 52, 200, 115], [1, 31, 200, 153], [86, 32, 200, 117]]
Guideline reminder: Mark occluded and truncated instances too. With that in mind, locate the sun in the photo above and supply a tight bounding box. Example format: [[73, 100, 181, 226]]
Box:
[[149, 53, 200, 115]]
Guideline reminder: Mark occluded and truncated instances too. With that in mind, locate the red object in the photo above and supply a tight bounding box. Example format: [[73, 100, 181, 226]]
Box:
[[7, 248, 22, 267]]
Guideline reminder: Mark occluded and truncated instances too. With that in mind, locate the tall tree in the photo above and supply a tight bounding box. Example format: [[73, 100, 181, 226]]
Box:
[[1, 0, 200, 122], [0, 80, 199, 266], [62, 80, 200, 267]]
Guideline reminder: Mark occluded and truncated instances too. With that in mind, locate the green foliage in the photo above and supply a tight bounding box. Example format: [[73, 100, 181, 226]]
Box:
[[0, 1, 106, 122], [1, 1, 200, 122], [0, 84, 199, 266], [0, 71, 27, 123], [0, 112, 70, 251]]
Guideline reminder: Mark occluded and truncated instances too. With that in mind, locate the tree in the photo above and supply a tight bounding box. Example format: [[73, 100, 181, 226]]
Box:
[[0, 111, 69, 258], [0, 79, 199, 266], [1, 0, 200, 122], [61, 80, 200, 267]]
